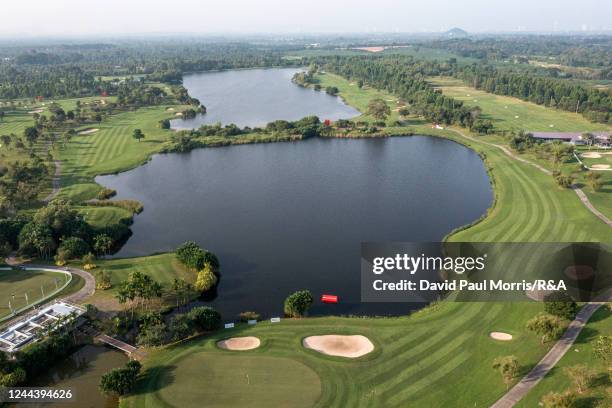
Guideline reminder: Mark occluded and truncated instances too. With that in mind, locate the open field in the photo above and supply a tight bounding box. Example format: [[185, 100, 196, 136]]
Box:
[[128, 302, 564, 408], [429, 77, 611, 133], [516, 306, 612, 407], [0, 268, 75, 320]]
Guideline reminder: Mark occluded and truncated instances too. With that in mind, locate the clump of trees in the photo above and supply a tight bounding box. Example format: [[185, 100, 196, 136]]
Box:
[[175, 241, 220, 294], [366, 99, 391, 121], [543, 291, 578, 320], [99, 360, 141, 396], [284, 290, 313, 317], [526, 313, 567, 344], [491, 355, 519, 389]]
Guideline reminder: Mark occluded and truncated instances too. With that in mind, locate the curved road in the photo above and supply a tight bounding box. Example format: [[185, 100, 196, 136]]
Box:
[[4, 256, 95, 305]]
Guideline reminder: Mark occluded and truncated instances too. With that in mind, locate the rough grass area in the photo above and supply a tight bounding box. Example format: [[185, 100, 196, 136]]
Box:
[[428, 77, 611, 133], [126, 302, 569, 408]]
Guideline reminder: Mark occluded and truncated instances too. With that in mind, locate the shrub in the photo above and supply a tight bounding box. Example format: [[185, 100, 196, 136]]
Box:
[[593, 335, 611, 364], [58, 236, 90, 259], [544, 291, 578, 320], [168, 313, 195, 342], [188, 306, 221, 331], [284, 290, 313, 317], [239, 311, 260, 322], [492, 355, 519, 389], [554, 174, 574, 188], [96, 188, 116, 200], [95, 269, 112, 290], [0, 367, 26, 387], [136, 323, 167, 347], [526, 313, 566, 344], [82, 252, 96, 270], [563, 364, 595, 394], [540, 390, 576, 408], [99, 360, 141, 396], [176, 241, 219, 270], [195, 264, 217, 292]]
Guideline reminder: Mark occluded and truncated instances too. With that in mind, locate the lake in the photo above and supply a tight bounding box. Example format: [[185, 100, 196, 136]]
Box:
[[170, 68, 360, 129], [97, 136, 493, 317]]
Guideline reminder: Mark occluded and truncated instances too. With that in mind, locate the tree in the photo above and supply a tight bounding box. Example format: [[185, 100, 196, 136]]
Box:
[[471, 119, 494, 135], [284, 290, 313, 317], [366, 99, 391, 121], [540, 390, 576, 408], [176, 241, 219, 271], [194, 263, 217, 292], [188, 306, 221, 331], [99, 360, 141, 396], [95, 269, 112, 290], [492, 355, 519, 389], [159, 119, 171, 129], [554, 174, 574, 188], [544, 291, 578, 320], [585, 171, 602, 192], [581, 132, 596, 147], [325, 86, 339, 96], [563, 364, 595, 394], [526, 313, 565, 344], [132, 128, 145, 142], [23, 126, 39, 147], [18, 222, 55, 258], [172, 278, 192, 309], [136, 323, 167, 346], [93, 234, 113, 256], [58, 236, 90, 259]]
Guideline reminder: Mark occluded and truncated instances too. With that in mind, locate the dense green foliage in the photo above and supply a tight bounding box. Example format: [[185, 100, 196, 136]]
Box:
[[175, 241, 219, 271], [543, 291, 578, 320], [283, 290, 314, 317], [99, 360, 141, 396]]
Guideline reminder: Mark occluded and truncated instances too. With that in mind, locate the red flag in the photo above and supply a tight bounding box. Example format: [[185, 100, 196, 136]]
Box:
[[321, 294, 338, 303]]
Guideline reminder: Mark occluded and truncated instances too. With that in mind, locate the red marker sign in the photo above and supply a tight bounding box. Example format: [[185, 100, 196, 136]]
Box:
[[321, 294, 338, 303]]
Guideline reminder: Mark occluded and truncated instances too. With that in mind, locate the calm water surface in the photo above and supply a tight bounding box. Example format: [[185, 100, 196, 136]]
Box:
[[171, 68, 360, 129], [97, 136, 492, 317], [25, 345, 127, 408]]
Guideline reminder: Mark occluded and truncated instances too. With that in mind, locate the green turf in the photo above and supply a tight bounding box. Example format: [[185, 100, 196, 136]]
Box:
[[77, 205, 133, 228], [0, 268, 71, 319], [428, 77, 611, 133], [126, 301, 567, 408], [57, 104, 184, 202], [516, 306, 612, 407], [150, 353, 321, 408]]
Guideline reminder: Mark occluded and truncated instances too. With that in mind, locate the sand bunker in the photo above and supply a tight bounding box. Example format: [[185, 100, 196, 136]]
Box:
[[564, 265, 595, 281], [217, 336, 260, 351], [303, 335, 374, 358], [28, 109, 44, 114], [591, 164, 610, 169], [490, 332, 513, 341], [78, 128, 99, 135], [166, 107, 175, 111], [582, 152, 602, 159], [175, 112, 183, 116], [354, 46, 385, 53]]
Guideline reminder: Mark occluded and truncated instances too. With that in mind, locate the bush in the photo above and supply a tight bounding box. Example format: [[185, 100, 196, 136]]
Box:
[[96, 188, 116, 200], [168, 314, 195, 342], [99, 360, 141, 396], [554, 174, 574, 188], [284, 290, 313, 317], [176, 241, 219, 270], [58, 236, 90, 259], [136, 323, 167, 347], [82, 252, 96, 270], [544, 291, 578, 320], [195, 264, 217, 292], [95, 269, 112, 290], [238, 311, 260, 322], [188, 306, 221, 331], [540, 390, 575, 408], [526, 313, 566, 344]]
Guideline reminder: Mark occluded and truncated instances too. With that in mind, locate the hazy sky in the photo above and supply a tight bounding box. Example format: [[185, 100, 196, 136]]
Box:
[[1, 0, 610, 36]]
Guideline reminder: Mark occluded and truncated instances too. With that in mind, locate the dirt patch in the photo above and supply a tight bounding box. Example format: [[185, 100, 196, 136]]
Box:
[[302, 335, 374, 358], [490, 332, 513, 341], [582, 152, 602, 159], [217, 336, 261, 351], [591, 164, 610, 169], [354, 46, 385, 53], [78, 128, 99, 135]]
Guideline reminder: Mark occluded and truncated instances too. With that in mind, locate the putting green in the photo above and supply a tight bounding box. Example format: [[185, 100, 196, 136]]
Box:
[[154, 353, 321, 408]]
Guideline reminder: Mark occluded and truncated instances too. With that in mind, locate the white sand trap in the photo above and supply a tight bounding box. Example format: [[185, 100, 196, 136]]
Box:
[[582, 152, 602, 159], [28, 109, 44, 114], [303, 335, 374, 358], [490, 332, 513, 341], [175, 112, 183, 116], [564, 265, 594, 281], [166, 107, 175, 111], [591, 164, 610, 169], [217, 336, 261, 351], [78, 128, 99, 135]]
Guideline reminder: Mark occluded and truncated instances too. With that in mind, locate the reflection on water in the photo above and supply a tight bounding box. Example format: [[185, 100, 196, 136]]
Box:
[[23, 345, 127, 408]]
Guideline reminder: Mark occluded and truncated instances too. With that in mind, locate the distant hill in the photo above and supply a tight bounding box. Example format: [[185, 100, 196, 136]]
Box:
[[445, 28, 469, 38]]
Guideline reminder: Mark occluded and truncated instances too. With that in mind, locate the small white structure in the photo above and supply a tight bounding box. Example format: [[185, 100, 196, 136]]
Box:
[[270, 317, 281, 323], [0, 300, 85, 353], [224, 323, 235, 329]]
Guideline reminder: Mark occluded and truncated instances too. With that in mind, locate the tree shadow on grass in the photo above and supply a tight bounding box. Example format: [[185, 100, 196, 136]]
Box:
[[573, 396, 603, 408], [132, 364, 177, 395], [574, 327, 600, 344]]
